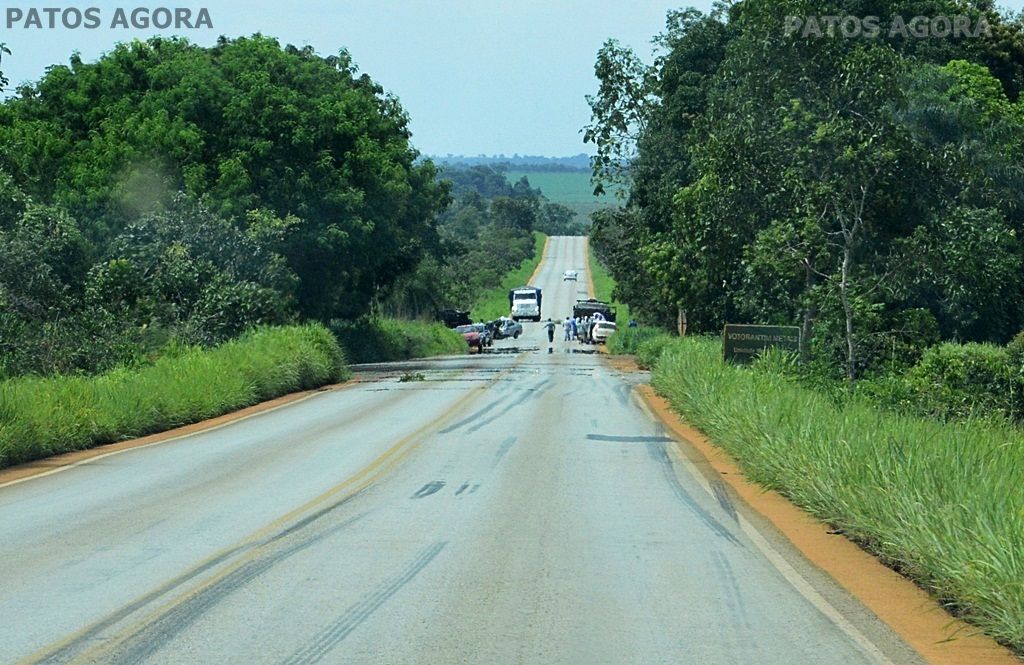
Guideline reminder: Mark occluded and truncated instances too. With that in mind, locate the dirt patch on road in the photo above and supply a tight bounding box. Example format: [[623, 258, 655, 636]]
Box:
[[638, 384, 1019, 665], [605, 354, 641, 372]]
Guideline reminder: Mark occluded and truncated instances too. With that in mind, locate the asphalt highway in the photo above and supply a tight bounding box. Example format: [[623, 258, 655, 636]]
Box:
[[0, 237, 926, 664]]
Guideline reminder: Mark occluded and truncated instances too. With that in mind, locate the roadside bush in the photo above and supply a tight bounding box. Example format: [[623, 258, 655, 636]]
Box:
[[606, 327, 666, 356], [750, 347, 801, 376], [636, 334, 678, 369], [330, 317, 465, 364], [1007, 330, 1024, 381], [650, 337, 1024, 651], [605, 327, 690, 369], [860, 342, 1019, 422], [0, 324, 348, 469]]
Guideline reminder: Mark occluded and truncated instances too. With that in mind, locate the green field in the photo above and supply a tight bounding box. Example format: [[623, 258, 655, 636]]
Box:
[[506, 170, 621, 222]]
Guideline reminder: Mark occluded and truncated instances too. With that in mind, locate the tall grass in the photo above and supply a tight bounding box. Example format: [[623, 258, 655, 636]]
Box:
[[330, 318, 466, 364], [0, 324, 349, 470], [606, 328, 672, 366], [472, 231, 547, 321], [647, 336, 1024, 652]]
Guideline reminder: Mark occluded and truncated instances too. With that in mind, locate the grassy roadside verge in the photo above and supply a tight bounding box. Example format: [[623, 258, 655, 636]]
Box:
[[606, 327, 669, 366], [586, 242, 630, 323], [330, 318, 466, 364], [471, 231, 547, 321], [631, 334, 1024, 653], [0, 324, 349, 470]]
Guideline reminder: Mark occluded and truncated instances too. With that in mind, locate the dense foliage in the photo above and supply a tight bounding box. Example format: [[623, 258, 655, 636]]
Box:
[[0, 35, 448, 321], [586, 1, 1024, 382], [0, 36, 450, 377], [0, 38, 579, 380], [329, 318, 466, 364]]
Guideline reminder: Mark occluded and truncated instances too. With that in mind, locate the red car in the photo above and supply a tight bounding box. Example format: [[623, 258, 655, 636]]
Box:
[[455, 325, 484, 352]]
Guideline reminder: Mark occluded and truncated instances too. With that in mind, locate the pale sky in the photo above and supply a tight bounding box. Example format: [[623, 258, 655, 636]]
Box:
[[2, 1, 1022, 156]]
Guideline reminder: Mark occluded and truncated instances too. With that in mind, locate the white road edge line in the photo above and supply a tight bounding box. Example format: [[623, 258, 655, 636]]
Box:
[[632, 389, 897, 665], [0, 391, 327, 491]]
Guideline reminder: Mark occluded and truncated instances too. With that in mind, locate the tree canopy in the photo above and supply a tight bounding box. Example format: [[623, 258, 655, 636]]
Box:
[[586, 0, 1024, 380], [0, 36, 455, 376], [0, 35, 448, 322]]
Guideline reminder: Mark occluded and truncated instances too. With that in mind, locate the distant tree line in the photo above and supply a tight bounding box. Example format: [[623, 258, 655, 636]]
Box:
[[381, 164, 584, 318], [586, 0, 1024, 383], [431, 153, 591, 170]]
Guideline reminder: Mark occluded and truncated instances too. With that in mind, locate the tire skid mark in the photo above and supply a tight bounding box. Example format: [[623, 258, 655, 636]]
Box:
[[437, 396, 509, 434], [614, 381, 632, 407], [281, 542, 448, 665], [465, 379, 549, 434], [30, 362, 526, 664], [46, 507, 372, 665], [411, 481, 445, 499], [493, 435, 518, 465], [28, 544, 248, 665], [710, 477, 740, 523], [710, 549, 762, 657], [646, 442, 743, 547]]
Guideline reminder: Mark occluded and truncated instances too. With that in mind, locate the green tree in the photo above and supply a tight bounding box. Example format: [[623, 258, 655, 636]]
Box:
[[0, 44, 10, 90], [89, 194, 296, 344], [0, 35, 448, 322], [586, 0, 1024, 379]]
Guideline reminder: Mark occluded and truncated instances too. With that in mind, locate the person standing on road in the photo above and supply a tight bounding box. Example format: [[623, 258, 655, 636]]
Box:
[[563, 316, 572, 341], [570, 316, 578, 340], [543, 317, 557, 344]]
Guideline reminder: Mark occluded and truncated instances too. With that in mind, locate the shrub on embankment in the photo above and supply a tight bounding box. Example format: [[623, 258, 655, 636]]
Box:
[[631, 334, 1024, 652], [0, 324, 349, 470], [606, 328, 673, 368], [330, 317, 466, 364], [859, 341, 1023, 423]]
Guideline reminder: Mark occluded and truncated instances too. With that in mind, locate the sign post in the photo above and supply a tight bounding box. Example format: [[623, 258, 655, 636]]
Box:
[[722, 324, 800, 364]]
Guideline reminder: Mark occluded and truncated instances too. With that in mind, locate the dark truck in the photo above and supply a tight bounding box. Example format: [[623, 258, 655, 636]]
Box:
[[438, 309, 472, 328], [573, 299, 617, 323]]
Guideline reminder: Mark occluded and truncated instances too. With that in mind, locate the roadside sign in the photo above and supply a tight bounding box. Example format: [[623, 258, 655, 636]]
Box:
[[723, 324, 800, 363]]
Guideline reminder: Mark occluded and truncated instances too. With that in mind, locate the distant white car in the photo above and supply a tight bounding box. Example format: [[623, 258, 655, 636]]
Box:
[[563, 270, 578, 281], [591, 321, 618, 344]]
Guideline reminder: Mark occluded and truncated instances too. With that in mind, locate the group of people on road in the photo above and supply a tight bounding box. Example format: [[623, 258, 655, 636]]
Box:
[[542, 312, 606, 345]]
